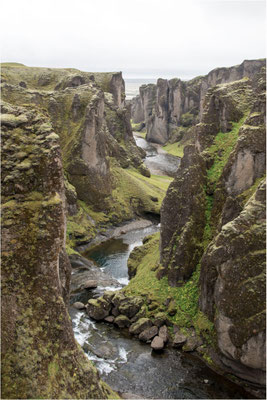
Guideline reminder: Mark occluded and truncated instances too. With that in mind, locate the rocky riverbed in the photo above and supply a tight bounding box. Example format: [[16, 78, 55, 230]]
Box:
[[69, 224, 258, 399]]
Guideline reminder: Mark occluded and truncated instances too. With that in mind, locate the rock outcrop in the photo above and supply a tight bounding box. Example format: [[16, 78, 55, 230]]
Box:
[[131, 59, 265, 144], [1, 102, 117, 398], [1, 63, 159, 249], [160, 67, 266, 385]]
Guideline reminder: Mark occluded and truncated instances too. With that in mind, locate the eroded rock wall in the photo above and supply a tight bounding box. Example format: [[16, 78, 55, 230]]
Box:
[[1, 64, 145, 212], [131, 59, 265, 144], [1, 102, 117, 399], [160, 68, 266, 385]]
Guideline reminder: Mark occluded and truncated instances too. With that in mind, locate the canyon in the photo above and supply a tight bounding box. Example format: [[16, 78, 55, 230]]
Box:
[[1, 59, 266, 399]]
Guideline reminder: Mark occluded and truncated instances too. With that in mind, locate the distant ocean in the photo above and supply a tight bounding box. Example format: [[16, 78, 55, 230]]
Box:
[[125, 78, 156, 100]]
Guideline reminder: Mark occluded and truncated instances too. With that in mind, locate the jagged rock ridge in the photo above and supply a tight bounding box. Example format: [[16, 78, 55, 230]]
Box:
[[160, 66, 266, 385], [131, 59, 265, 144]]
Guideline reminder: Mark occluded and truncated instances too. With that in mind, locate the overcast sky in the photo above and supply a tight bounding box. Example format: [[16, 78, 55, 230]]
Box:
[[1, 0, 266, 79]]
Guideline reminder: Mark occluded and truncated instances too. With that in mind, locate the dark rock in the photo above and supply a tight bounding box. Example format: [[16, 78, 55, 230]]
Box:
[[182, 336, 203, 352], [103, 290, 116, 303], [111, 307, 120, 317], [173, 332, 187, 348], [158, 325, 169, 343], [19, 81, 27, 88], [114, 315, 131, 328], [153, 312, 168, 327], [86, 298, 111, 321], [129, 318, 152, 335], [139, 326, 158, 342], [151, 336, 165, 350], [82, 280, 98, 289], [117, 296, 144, 319]]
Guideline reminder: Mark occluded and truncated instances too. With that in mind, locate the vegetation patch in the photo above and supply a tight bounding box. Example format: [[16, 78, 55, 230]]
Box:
[[163, 142, 184, 158], [124, 234, 215, 341], [206, 116, 247, 190]]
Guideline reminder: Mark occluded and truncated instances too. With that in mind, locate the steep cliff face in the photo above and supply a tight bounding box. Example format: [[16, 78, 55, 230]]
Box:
[[160, 68, 266, 385], [1, 102, 117, 399], [1, 64, 162, 249], [131, 59, 265, 144]]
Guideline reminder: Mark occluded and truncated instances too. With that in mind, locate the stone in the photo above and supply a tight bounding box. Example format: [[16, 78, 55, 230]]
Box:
[[111, 307, 120, 317], [118, 296, 144, 319], [86, 297, 111, 321], [104, 316, 114, 323], [153, 312, 168, 328], [173, 332, 187, 348], [129, 318, 152, 335], [103, 290, 116, 303], [139, 326, 158, 342], [114, 315, 131, 328], [82, 280, 98, 289], [72, 302, 86, 310], [182, 336, 203, 352], [158, 325, 169, 343], [151, 336, 165, 351]]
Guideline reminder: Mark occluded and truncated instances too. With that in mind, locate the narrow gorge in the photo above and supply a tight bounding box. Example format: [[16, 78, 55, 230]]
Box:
[[1, 59, 266, 399]]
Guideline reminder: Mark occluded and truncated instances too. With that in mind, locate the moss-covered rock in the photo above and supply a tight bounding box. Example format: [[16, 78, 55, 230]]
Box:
[[1, 63, 168, 252], [129, 318, 153, 335], [1, 102, 117, 399], [87, 298, 111, 321]]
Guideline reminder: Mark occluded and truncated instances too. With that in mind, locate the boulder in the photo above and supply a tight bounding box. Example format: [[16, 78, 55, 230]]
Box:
[[117, 296, 144, 319], [103, 290, 116, 303], [139, 326, 158, 342], [104, 316, 115, 323], [129, 318, 152, 335], [72, 302, 86, 310], [86, 298, 111, 320], [112, 292, 127, 307], [114, 315, 131, 328], [158, 325, 169, 343], [153, 312, 168, 327], [182, 336, 203, 352], [173, 332, 187, 348], [111, 307, 120, 317], [82, 280, 98, 289], [151, 336, 165, 351]]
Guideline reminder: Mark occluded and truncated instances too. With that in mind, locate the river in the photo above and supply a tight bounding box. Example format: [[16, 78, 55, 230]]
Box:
[[69, 134, 253, 399], [134, 133, 180, 177]]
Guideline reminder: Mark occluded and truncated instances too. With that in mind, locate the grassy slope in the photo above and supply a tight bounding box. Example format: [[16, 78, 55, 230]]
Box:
[[162, 142, 184, 157], [124, 234, 214, 341]]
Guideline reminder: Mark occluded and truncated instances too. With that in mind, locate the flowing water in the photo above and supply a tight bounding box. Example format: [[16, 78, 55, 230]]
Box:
[[134, 134, 180, 177], [70, 135, 252, 399]]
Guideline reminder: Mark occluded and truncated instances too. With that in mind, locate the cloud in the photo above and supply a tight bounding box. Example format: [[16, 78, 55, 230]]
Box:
[[1, 0, 265, 78]]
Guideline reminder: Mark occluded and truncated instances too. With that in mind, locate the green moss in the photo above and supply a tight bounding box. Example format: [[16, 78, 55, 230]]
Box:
[[124, 234, 215, 339], [238, 175, 266, 206], [163, 142, 184, 157], [203, 193, 213, 249], [206, 115, 247, 190]]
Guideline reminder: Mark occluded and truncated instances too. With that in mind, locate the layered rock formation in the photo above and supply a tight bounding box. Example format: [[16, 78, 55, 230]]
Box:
[[131, 59, 265, 144], [160, 68, 266, 385], [1, 63, 162, 249], [1, 102, 117, 398]]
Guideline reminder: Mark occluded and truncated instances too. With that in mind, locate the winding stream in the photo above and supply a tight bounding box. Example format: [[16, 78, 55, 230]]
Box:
[[134, 133, 180, 177], [70, 135, 252, 399]]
